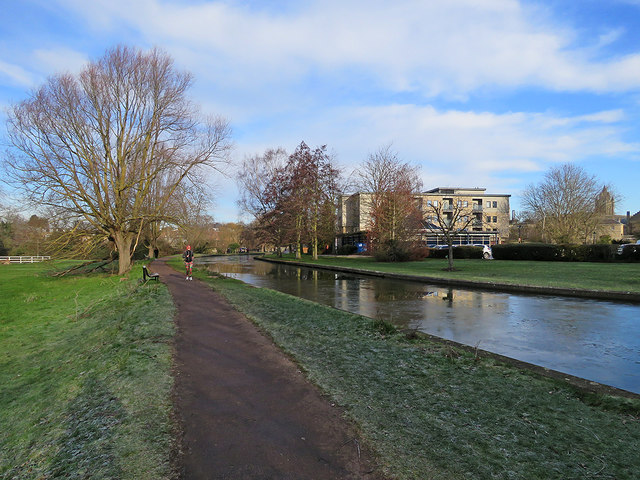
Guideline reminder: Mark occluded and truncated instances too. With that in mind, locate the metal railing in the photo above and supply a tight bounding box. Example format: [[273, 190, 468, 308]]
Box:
[[0, 256, 51, 263]]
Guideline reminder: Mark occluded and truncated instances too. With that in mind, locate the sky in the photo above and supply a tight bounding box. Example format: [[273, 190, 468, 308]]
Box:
[[1, 0, 640, 223]]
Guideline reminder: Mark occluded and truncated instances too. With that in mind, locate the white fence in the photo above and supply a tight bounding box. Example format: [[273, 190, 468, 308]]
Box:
[[0, 256, 51, 264]]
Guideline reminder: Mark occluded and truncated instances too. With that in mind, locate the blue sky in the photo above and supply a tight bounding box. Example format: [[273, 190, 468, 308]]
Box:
[[1, 0, 639, 222]]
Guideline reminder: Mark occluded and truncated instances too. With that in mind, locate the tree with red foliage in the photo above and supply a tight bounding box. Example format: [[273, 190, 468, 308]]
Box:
[[285, 142, 341, 259]]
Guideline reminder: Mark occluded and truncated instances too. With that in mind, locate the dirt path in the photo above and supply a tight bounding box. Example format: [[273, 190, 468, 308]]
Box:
[[151, 259, 384, 480]]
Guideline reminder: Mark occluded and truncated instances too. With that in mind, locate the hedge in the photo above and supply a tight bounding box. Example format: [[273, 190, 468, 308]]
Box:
[[491, 243, 639, 262], [428, 245, 483, 259]]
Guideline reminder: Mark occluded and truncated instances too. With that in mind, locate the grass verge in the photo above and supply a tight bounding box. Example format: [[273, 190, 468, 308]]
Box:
[[266, 254, 640, 293], [188, 262, 640, 480], [0, 261, 176, 479]]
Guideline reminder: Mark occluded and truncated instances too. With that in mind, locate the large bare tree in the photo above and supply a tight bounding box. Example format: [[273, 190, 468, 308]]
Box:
[[5, 45, 232, 273], [522, 163, 607, 244]]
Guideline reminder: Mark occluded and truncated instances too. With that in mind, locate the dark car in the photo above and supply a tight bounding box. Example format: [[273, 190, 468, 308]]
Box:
[[617, 240, 640, 255]]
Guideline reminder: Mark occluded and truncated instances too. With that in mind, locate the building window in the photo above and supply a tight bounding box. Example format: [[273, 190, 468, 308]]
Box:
[[492, 201, 498, 208], [493, 216, 497, 223], [486, 216, 491, 223]]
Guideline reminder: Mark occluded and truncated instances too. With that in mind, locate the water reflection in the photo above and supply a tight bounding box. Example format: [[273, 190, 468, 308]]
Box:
[[200, 255, 640, 393]]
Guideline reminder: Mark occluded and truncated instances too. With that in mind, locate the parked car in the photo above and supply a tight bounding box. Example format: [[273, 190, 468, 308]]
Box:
[[482, 245, 493, 260], [617, 240, 640, 255]]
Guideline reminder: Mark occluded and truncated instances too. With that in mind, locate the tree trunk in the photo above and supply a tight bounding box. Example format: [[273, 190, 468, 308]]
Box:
[[447, 244, 454, 271], [295, 216, 302, 259], [311, 217, 318, 260], [113, 230, 134, 275]]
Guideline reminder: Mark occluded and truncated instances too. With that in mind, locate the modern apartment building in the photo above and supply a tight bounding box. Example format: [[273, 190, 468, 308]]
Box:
[[337, 187, 511, 248]]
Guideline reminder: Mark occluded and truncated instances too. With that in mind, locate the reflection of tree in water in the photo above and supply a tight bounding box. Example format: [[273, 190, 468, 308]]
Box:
[[442, 287, 454, 305], [197, 256, 640, 393]]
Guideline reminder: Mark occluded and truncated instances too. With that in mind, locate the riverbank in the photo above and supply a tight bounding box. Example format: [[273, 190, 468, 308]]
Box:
[[258, 255, 640, 302], [189, 262, 640, 480]]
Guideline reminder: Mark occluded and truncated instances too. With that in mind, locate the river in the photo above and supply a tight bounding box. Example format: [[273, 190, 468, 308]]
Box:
[[197, 255, 640, 394]]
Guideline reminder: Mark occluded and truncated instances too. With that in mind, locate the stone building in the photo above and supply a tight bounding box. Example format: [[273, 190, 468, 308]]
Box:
[[593, 187, 626, 241], [337, 187, 511, 248], [418, 188, 511, 241]]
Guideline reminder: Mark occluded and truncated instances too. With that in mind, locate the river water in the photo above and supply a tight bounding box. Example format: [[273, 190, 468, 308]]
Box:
[[198, 255, 640, 394]]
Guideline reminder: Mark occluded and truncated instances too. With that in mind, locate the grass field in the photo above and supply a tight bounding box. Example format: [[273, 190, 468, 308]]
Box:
[[0, 261, 176, 479], [6, 256, 639, 479], [181, 258, 640, 480], [267, 254, 640, 293]]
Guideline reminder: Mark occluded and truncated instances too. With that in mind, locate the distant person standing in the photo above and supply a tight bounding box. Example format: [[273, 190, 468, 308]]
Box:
[[183, 245, 194, 280]]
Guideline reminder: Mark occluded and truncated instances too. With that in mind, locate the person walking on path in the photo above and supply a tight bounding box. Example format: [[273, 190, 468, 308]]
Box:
[[150, 258, 384, 479], [183, 245, 194, 280]]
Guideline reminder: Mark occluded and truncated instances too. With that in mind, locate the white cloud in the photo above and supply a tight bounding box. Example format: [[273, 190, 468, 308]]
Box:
[[0, 60, 34, 87], [56, 0, 640, 97], [32, 48, 88, 76], [230, 103, 639, 197], [6, 0, 640, 219]]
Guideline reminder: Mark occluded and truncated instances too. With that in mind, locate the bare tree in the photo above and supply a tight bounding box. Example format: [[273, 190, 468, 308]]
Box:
[[237, 148, 288, 219], [236, 148, 291, 255], [356, 145, 423, 256], [425, 200, 474, 271], [522, 163, 608, 244], [214, 222, 246, 253], [5, 45, 232, 274]]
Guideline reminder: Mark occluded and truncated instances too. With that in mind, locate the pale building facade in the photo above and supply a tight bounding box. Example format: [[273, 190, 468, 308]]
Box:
[[337, 187, 511, 248], [418, 188, 511, 237]]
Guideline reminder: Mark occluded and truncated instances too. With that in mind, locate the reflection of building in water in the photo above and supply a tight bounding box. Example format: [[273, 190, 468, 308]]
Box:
[[419, 288, 508, 314], [334, 275, 385, 319]]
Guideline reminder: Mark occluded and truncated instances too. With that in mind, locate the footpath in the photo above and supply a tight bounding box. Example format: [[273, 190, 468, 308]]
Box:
[[151, 259, 384, 480]]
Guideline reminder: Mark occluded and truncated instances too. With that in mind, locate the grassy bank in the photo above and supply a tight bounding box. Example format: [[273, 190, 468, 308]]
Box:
[[266, 254, 640, 293], [186, 261, 640, 480], [0, 261, 176, 479]]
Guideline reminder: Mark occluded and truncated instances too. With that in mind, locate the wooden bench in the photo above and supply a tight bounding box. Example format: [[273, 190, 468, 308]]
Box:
[[142, 265, 159, 282]]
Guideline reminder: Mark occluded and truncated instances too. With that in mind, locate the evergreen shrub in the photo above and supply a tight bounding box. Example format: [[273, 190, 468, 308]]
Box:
[[428, 245, 483, 259], [492, 243, 621, 262]]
